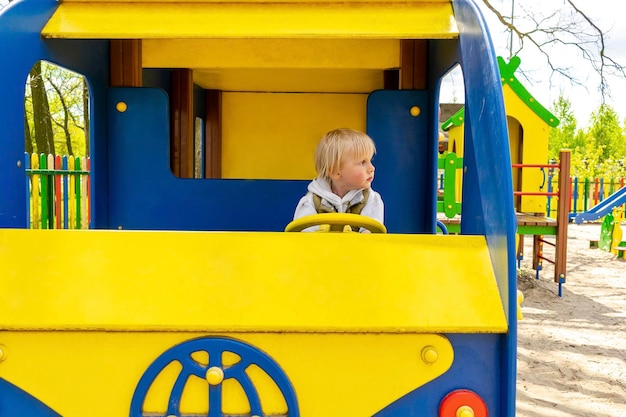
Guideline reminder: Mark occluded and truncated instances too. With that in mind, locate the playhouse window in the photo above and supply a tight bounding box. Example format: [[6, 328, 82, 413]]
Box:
[[24, 60, 90, 229], [24, 60, 89, 158]]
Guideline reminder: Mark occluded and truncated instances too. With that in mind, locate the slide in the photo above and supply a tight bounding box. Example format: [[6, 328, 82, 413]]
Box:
[[574, 187, 626, 224]]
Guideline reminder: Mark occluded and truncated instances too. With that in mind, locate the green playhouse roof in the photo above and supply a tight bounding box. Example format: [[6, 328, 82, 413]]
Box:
[[441, 56, 560, 131]]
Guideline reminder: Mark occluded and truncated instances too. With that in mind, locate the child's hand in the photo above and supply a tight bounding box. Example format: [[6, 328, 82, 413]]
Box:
[[360, 229, 372, 234]]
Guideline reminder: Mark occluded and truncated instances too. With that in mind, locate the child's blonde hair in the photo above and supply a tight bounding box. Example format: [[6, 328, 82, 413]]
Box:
[[314, 128, 376, 182]]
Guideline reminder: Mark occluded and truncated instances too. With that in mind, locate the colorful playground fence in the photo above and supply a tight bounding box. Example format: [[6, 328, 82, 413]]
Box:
[[437, 158, 625, 219], [25, 152, 90, 229], [547, 175, 625, 219]]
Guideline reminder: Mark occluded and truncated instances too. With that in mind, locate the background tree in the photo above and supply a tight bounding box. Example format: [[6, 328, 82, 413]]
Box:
[[45, 67, 87, 156], [548, 96, 581, 160], [587, 104, 624, 161], [549, 98, 625, 179], [24, 61, 88, 157], [28, 61, 55, 156]]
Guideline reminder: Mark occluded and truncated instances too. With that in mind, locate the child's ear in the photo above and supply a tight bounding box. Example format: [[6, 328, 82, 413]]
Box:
[[331, 170, 342, 180]]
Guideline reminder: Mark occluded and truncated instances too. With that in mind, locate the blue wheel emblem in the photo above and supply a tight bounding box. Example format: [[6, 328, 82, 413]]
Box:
[[130, 337, 299, 417]]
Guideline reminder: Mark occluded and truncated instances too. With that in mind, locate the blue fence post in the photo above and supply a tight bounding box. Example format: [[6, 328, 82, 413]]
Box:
[[599, 178, 605, 202], [546, 173, 553, 217], [571, 177, 578, 215]]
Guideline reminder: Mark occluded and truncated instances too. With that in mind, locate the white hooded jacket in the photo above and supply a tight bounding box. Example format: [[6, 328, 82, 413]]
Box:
[[293, 178, 385, 231]]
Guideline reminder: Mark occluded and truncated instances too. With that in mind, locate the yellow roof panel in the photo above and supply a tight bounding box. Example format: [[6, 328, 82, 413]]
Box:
[[42, 1, 458, 39]]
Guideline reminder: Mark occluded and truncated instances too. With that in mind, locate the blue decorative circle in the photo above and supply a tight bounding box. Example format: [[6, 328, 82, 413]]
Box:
[[130, 337, 299, 417]]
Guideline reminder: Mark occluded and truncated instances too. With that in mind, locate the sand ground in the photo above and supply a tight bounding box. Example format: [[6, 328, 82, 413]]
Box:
[[516, 223, 626, 416]]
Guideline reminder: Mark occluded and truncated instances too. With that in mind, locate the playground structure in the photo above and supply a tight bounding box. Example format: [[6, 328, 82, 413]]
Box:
[[1, 1, 518, 417], [574, 187, 626, 225], [25, 153, 90, 229], [439, 56, 571, 295], [575, 187, 626, 257], [599, 208, 625, 257], [564, 177, 626, 220]]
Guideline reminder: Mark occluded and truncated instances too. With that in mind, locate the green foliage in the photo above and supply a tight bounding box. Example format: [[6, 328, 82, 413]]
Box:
[[548, 96, 581, 160], [587, 104, 625, 161], [549, 97, 625, 179]]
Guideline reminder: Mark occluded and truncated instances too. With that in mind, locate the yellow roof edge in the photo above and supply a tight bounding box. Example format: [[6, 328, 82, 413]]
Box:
[[42, 2, 459, 39], [57, 0, 452, 2]]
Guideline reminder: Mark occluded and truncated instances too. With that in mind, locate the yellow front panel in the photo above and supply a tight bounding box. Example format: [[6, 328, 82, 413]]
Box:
[[221, 92, 367, 179], [42, 2, 458, 39], [145, 38, 397, 92], [194, 68, 385, 93], [0, 332, 453, 417], [0, 229, 507, 333], [143, 39, 400, 70]]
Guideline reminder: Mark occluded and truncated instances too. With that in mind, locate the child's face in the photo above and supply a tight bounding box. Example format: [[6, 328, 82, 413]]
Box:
[[331, 151, 375, 195]]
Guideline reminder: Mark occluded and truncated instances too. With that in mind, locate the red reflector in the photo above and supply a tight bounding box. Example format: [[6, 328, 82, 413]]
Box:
[[439, 389, 488, 417]]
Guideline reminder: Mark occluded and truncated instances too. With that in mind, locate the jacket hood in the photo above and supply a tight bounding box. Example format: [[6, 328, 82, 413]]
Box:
[[308, 178, 365, 211]]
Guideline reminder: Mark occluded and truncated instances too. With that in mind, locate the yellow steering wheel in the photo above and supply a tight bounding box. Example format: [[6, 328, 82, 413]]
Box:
[[284, 213, 387, 233]]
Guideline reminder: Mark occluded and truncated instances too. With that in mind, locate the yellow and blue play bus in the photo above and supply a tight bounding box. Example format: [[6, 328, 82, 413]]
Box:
[[0, 0, 517, 416]]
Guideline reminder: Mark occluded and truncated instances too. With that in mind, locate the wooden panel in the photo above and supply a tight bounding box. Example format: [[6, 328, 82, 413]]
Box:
[[555, 150, 571, 283], [170, 69, 194, 178], [109, 39, 142, 87], [205, 89, 222, 178], [383, 68, 400, 90], [515, 213, 556, 227], [400, 39, 428, 90]]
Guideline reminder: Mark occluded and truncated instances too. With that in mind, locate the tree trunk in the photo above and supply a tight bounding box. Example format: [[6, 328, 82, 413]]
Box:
[[83, 79, 90, 156], [24, 112, 33, 155], [48, 76, 74, 155], [29, 61, 55, 155]]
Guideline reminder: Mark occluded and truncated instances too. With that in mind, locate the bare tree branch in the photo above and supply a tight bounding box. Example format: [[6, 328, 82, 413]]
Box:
[[481, 0, 626, 104]]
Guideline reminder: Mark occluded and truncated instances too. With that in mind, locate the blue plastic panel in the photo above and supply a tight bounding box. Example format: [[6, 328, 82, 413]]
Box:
[[453, 0, 517, 416], [130, 337, 298, 417], [373, 334, 502, 417], [367, 90, 434, 234], [0, 378, 61, 417], [0, 0, 109, 228], [108, 87, 308, 231]]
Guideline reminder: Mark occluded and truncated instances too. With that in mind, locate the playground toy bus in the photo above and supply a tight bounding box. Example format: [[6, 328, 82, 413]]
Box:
[[0, 0, 517, 416]]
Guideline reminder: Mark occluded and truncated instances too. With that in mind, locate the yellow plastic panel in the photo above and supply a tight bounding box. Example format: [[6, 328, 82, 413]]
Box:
[[221, 92, 367, 179], [193, 68, 384, 93], [58, 0, 452, 3], [0, 332, 453, 417], [0, 229, 507, 333], [145, 39, 397, 92], [42, 2, 458, 39], [143, 39, 400, 70]]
